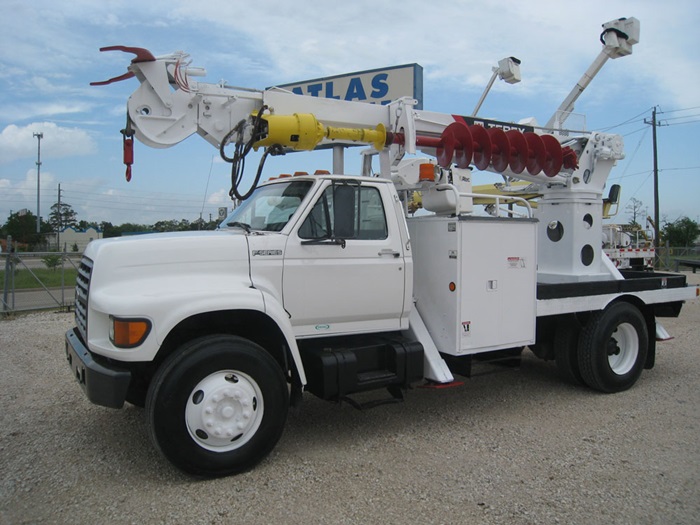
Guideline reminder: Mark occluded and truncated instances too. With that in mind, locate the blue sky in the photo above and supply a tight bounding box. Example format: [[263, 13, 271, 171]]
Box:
[[1, 0, 699, 227]]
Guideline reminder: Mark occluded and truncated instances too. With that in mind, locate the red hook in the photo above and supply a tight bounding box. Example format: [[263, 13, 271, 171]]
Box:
[[121, 115, 135, 182], [123, 135, 134, 182]]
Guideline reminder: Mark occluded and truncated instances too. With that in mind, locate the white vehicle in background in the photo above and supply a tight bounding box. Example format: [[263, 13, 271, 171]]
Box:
[[603, 222, 655, 270]]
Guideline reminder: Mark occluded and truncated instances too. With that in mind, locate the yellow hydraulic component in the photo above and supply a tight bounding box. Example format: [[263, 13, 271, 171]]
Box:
[[409, 182, 540, 213], [472, 182, 540, 208], [326, 123, 386, 151], [254, 113, 386, 152], [408, 192, 422, 213]]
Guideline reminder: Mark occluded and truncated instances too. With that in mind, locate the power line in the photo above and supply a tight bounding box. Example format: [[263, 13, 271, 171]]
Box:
[[597, 107, 653, 132], [664, 118, 700, 127], [658, 105, 700, 114], [625, 171, 654, 202], [621, 126, 649, 137], [661, 166, 700, 172], [62, 189, 214, 204], [660, 112, 700, 122], [608, 169, 652, 182], [596, 105, 700, 135]]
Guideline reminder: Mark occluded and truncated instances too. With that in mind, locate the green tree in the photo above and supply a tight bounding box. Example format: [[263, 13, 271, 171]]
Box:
[[662, 217, 700, 247], [48, 201, 78, 231], [99, 221, 119, 238], [76, 219, 100, 231], [154, 219, 184, 232], [42, 253, 63, 271], [117, 223, 152, 235], [3, 211, 48, 245]]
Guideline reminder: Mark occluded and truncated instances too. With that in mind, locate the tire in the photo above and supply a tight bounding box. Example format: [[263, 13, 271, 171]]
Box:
[[577, 302, 648, 393], [554, 314, 584, 385], [145, 335, 289, 477]]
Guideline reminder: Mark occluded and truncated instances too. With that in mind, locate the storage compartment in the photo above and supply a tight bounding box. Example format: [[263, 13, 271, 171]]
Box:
[[408, 215, 537, 355], [299, 335, 424, 400]]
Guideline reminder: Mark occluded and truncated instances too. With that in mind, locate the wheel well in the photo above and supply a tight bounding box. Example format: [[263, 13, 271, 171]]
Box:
[[156, 310, 292, 378]]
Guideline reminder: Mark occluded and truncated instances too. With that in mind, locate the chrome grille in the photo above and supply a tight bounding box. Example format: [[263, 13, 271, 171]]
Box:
[[75, 257, 93, 340]]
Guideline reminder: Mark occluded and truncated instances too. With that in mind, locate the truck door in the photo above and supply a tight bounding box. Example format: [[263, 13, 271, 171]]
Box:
[[283, 180, 407, 336]]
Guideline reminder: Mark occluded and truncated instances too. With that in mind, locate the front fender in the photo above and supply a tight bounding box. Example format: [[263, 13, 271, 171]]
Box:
[[260, 289, 307, 385], [88, 274, 263, 362], [87, 278, 307, 385]]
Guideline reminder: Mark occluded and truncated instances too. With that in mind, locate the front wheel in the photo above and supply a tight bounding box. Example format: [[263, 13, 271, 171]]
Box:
[[146, 335, 289, 477], [577, 302, 648, 393]]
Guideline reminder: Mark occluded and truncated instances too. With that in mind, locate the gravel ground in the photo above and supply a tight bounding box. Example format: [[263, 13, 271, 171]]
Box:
[[1, 273, 699, 525]]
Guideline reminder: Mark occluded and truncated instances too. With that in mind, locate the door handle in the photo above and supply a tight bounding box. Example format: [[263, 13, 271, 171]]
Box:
[[378, 249, 401, 258]]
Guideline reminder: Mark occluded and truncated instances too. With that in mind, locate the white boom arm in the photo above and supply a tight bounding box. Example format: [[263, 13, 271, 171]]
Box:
[[545, 17, 640, 129], [100, 48, 583, 190]]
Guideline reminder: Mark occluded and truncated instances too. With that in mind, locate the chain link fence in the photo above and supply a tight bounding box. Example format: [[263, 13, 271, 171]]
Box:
[[656, 245, 700, 271], [2, 238, 79, 315]]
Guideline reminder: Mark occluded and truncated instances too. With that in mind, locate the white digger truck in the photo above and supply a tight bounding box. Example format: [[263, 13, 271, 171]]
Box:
[[65, 17, 699, 477]]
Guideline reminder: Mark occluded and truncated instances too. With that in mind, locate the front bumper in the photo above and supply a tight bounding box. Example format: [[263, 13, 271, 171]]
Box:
[[65, 328, 131, 409]]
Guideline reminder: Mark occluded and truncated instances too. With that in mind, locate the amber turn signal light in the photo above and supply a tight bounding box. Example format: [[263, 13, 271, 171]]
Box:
[[110, 316, 151, 348]]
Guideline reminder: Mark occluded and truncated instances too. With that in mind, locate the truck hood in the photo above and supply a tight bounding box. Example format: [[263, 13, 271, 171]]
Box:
[[84, 231, 251, 292]]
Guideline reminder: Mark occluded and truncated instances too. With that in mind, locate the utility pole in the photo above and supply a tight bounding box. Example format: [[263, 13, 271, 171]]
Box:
[[644, 107, 661, 261], [57, 183, 62, 250], [33, 132, 43, 234]]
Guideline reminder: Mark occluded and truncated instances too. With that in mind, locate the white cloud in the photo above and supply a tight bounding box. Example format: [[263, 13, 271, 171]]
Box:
[[206, 188, 230, 207], [0, 122, 97, 163], [0, 102, 96, 123], [0, 168, 56, 220]]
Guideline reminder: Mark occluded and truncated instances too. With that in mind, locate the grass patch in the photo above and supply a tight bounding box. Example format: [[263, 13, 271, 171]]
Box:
[[1, 268, 77, 290]]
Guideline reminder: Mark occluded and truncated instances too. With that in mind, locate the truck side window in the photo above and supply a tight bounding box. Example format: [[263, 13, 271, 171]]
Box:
[[299, 184, 388, 240], [358, 185, 388, 240]]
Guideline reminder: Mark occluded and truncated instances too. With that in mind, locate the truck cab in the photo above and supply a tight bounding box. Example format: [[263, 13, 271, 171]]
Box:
[[230, 174, 413, 337], [66, 173, 425, 476]]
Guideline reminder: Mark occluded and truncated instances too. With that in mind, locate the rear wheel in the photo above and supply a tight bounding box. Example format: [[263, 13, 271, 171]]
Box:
[[577, 302, 648, 393], [146, 335, 289, 477]]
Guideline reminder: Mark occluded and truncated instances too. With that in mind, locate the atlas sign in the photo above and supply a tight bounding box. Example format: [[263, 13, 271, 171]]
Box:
[[273, 64, 423, 109]]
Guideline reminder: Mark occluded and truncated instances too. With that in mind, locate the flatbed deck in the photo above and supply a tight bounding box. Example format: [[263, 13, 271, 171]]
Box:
[[537, 271, 687, 300], [536, 271, 696, 318]]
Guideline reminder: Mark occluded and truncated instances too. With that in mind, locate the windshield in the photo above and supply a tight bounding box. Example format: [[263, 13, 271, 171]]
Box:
[[219, 180, 314, 232]]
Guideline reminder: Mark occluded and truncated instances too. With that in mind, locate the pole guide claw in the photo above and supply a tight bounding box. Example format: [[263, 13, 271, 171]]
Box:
[[90, 45, 156, 86]]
